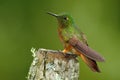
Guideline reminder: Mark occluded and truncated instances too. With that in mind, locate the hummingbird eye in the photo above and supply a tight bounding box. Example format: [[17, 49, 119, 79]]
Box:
[[63, 17, 68, 20]]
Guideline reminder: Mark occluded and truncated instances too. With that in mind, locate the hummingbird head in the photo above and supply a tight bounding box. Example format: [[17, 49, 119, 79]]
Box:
[[47, 12, 74, 28]]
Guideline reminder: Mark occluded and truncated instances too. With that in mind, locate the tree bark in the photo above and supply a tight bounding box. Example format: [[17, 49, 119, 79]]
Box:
[[27, 48, 79, 80]]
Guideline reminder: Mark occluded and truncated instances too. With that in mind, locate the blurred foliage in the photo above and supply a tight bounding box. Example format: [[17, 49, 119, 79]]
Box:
[[0, 0, 120, 80]]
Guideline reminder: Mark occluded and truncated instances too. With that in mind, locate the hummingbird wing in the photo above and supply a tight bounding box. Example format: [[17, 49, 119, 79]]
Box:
[[74, 33, 101, 72], [69, 37, 105, 62]]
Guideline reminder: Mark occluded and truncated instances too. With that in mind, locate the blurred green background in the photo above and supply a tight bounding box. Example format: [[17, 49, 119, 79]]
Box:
[[0, 0, 120, 80]]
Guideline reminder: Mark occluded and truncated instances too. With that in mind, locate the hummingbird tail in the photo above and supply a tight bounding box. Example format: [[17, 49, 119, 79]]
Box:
[[80, 54, 101, 72]]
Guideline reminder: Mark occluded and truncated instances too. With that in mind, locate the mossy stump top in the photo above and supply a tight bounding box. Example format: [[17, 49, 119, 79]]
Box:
[[27, 48, 79, 80]]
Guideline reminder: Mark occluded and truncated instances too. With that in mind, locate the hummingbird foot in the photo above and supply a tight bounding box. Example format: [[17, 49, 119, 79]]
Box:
[[62, 49, 67, 54]]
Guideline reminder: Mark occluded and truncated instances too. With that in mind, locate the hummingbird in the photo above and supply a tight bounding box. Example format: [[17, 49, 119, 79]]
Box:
[[47, 12, 105, 72]]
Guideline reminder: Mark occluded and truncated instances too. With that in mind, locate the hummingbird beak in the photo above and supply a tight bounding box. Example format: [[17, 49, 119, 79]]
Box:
[[47, 12, 58, 17]]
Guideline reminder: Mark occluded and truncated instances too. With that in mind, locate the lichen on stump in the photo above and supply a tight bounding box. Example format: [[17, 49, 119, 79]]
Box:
[[27, 48, 79, 80]]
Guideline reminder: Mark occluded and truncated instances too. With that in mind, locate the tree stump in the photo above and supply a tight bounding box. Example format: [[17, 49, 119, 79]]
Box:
[[27, 48, 79, 80]]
